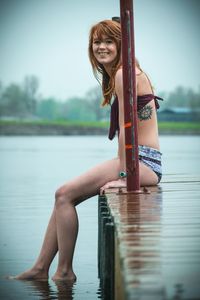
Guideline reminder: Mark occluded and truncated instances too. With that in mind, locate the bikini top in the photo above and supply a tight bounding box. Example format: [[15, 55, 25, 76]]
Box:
[[108, 94, 163, 140]]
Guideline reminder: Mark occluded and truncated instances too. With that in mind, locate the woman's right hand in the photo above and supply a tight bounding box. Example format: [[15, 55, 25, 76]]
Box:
[[99, 178, 126, 195]]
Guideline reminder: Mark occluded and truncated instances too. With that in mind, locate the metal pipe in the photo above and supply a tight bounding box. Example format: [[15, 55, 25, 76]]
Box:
[[120, 0, 140, 191]]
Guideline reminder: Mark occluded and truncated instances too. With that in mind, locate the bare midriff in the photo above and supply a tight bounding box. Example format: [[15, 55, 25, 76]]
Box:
[[137, 110, 160, 151]]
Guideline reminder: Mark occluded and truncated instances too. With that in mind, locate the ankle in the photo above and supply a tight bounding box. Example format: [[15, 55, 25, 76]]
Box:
[[52, 269, 76, 281], [33, 263, 49, 274], [56, 267, 74, 276]]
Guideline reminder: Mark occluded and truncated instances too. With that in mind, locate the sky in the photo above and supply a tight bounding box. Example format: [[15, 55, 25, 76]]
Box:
[[0, 0, 200, 100]]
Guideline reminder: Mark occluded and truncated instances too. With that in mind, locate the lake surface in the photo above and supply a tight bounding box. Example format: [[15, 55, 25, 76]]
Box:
[[0, 135, 200, 299]]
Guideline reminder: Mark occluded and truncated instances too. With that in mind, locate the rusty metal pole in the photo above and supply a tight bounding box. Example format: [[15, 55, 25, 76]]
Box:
[[120, 0, 140, 191]]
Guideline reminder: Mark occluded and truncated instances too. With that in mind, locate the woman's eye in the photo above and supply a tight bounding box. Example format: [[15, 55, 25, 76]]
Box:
[[93, 40, 100, 44], [106, 40, 113, 44]]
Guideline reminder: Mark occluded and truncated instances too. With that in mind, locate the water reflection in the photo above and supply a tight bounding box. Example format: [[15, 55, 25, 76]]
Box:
[[173, 283, 184, 300], [25, 280, 75, 300], [117, 187, 166, 298]]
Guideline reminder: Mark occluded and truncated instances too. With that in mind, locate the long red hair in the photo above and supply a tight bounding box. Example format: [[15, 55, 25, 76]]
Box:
[[88, 20, 121, 106], [88, 20, 149, 106]]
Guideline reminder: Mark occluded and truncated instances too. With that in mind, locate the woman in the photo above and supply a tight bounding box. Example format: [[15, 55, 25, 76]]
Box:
[[11, 19, 162, 281]]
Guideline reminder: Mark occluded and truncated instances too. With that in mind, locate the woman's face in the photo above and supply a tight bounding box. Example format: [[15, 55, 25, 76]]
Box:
[[92, 34, 117, 68]]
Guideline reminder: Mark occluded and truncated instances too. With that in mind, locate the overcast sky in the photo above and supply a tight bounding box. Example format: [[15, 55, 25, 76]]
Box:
[[0, 0, 200, 100]]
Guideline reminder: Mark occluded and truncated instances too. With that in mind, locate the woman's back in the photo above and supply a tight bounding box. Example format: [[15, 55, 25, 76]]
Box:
[[136, 70, 160, 150]]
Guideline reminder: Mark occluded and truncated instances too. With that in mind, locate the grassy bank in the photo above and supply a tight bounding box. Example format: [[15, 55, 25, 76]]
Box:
[[158, 122, 200, 134], [0, 119, 109, 135], [0, 120, 200, 135], [158, 121, 200, 131], [0, 119, 109, 128]]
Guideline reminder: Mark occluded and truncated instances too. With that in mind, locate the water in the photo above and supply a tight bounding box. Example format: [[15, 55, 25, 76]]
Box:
[[0, 135, 199, 299]]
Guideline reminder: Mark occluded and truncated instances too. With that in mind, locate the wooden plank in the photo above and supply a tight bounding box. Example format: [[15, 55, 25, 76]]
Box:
[[99, 177, 200, 299]]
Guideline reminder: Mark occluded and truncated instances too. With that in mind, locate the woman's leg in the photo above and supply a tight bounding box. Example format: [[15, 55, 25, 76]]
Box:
[[52, 160, 158, 281], [52, 157, 120, 280], [13, 208, 58, 280], [99, 161, 159, 193], [12, 158, 157, 281], [12, 157, 120, 280]]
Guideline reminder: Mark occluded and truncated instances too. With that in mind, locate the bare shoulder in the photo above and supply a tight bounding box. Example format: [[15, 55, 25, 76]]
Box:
[[137, 71, 153, 95], [136, 66, 142, 76]]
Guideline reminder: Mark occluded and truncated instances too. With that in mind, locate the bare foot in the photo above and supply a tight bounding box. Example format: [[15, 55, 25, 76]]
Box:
[[7, 267, 48, 281], [52, 270, 76, 282]]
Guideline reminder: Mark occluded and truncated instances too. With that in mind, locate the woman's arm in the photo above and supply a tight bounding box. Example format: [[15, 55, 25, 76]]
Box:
[[115, 68, 128, 173], [99, 69, 126, 194]]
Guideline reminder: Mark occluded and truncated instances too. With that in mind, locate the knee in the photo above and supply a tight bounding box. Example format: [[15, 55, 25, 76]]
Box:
[[55, 184, 73, 209]]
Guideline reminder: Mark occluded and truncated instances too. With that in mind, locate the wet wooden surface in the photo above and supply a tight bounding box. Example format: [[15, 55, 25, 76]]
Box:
[[103, 174, 200, 300]]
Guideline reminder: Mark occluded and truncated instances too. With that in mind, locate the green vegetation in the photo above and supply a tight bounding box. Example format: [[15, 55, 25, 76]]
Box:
[[0, 119, 109, 128], [0, 77, 110, 122], [0, 75, 200, 136], [158, 122, 200, 130], [158, 122, 200, 133], [1, 75, 200, 122], [0, 120, 199, 135]]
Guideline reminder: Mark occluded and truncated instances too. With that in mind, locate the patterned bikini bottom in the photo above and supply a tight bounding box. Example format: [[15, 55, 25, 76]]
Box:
[[138, 145, 162, 183]]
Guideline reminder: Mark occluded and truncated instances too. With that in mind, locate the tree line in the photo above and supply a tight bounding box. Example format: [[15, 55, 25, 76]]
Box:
[[0, 76, 110, 121], [0, 75, 199, 121]]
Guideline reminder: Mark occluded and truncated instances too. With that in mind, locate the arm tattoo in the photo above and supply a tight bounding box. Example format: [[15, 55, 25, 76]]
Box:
[[138, 105, 153, 121]]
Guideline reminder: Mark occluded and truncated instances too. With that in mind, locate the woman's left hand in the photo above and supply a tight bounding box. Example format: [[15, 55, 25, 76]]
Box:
[[100, 179, 126, 195]]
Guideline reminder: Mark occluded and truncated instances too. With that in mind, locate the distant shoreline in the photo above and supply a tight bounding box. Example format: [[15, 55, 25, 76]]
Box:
[[0, 120, 200, 136]]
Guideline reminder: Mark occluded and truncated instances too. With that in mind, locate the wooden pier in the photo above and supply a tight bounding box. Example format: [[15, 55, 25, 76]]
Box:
[[98, 175, 200, 300]]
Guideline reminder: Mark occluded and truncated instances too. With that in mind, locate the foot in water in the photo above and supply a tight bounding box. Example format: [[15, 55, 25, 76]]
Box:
[[7, 267, 48, 281], [52, 270, 76, 282]]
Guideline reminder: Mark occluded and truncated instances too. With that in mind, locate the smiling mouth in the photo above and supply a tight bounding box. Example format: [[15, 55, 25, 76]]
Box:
[[98, 52, 109, 55]]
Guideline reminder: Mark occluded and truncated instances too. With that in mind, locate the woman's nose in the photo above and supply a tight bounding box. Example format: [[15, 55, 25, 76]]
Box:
[[99, 42, 106, 49]]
